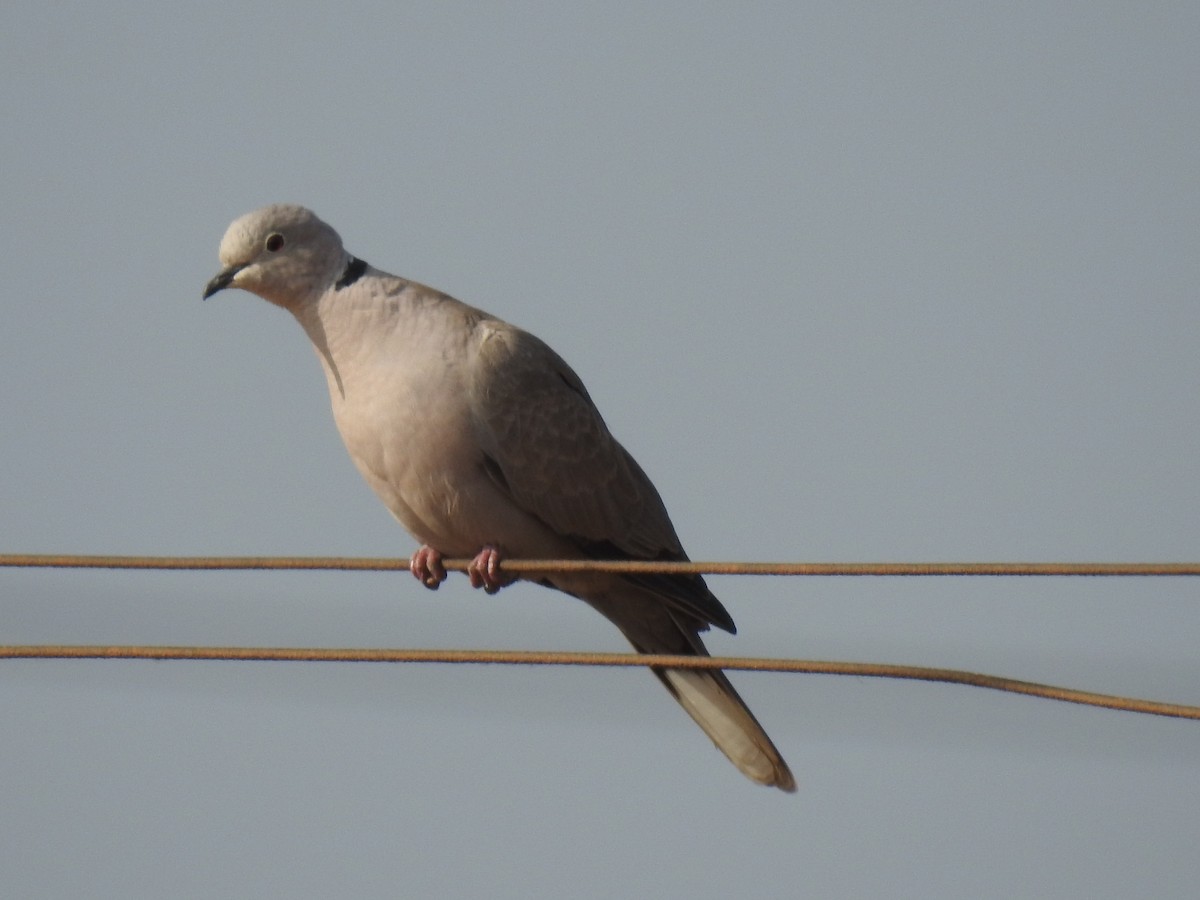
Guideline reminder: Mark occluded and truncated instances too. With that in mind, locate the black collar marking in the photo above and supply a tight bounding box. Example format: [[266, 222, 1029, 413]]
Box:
[[335, 256, 368, 290]]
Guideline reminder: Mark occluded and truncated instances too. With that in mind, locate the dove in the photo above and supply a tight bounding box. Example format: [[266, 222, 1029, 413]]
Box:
[[204, 204, 795, 791]]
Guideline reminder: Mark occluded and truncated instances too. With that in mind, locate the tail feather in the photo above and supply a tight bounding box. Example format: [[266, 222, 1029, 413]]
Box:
[[656, 666, 796, 792], [565, 580, 795, 791]]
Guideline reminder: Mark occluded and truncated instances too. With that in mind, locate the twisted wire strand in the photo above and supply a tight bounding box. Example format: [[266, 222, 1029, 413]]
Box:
[[2, 645, 1196, 721]]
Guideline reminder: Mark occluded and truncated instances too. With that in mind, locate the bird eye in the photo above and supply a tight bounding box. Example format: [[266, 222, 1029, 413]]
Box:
[[265, 233, 285, 252]]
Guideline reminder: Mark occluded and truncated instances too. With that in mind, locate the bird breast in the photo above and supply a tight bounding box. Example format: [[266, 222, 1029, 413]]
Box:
[[300, 294, 529, 554]]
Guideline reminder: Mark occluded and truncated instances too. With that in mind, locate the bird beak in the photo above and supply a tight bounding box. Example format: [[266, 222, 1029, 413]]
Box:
[[202, 264, 244, 300]]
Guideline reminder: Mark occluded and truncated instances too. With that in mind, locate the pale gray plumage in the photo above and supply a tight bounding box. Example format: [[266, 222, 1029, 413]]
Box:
[[204, 204, 795, 791]]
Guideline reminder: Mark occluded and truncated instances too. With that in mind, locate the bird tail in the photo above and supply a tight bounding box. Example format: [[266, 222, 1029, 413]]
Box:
[[569, 582, 795, 791], [653, 662, 796, 792]]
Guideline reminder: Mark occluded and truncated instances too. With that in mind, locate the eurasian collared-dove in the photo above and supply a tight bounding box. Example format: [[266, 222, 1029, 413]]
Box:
[[204, 204, 795, 791]]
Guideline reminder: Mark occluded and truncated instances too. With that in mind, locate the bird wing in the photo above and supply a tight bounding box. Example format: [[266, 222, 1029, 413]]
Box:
[[466, 320, 735, 633]]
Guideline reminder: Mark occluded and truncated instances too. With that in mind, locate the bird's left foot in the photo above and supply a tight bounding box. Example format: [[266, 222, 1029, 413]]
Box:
[[468, 545, 515, 594]]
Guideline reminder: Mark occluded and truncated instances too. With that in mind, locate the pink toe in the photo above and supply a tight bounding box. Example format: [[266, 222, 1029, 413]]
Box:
[[411, 545, 447, 590], [468, 545, 510, 594]]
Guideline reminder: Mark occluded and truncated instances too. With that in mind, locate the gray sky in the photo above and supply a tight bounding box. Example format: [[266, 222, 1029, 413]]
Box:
[[2, 3, 1198, 897]]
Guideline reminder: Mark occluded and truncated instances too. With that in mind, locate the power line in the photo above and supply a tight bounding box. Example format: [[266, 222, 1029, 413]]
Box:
[[2, 554, 1198, 576], [2, 644, 1197, 720]]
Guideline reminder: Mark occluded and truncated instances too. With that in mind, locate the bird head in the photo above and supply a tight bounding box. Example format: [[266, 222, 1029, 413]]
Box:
[[203, 204, 346, 310]]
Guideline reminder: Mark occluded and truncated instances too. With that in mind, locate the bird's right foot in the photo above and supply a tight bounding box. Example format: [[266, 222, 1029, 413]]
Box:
[[410, 545, 447, 590]]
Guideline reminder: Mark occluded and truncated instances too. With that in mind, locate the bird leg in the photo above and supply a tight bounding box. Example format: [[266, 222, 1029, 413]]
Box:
[[468, 544, 515, 594], [410, 543, 514, 594], [410, 545, 447, 590]]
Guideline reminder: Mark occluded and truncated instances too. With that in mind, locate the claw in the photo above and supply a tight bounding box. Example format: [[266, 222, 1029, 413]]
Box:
[[468, 544, 515, 594], [410, 545, 447, 590]]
